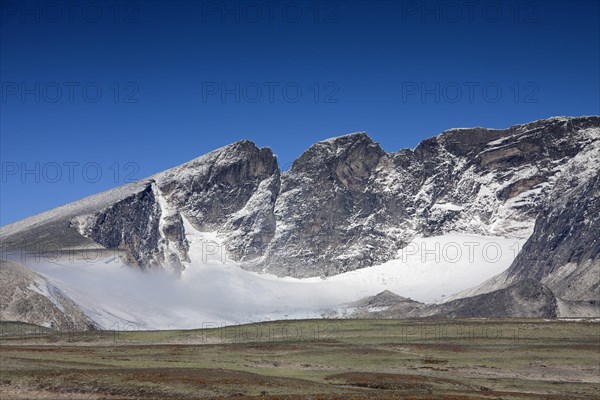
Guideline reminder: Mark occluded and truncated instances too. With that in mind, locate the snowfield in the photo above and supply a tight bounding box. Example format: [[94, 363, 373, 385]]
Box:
[[23, 222, 526, 329]]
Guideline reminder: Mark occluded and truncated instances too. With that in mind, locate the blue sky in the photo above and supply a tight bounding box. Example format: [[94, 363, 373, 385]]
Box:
[[1, 0, 599, 226]]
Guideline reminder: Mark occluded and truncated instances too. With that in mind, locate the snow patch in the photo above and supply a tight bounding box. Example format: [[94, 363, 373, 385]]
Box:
[[432, 203, 464, 212]]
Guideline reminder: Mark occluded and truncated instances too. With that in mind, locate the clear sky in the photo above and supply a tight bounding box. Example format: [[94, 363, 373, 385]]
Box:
[[1, 0, 599, 226]]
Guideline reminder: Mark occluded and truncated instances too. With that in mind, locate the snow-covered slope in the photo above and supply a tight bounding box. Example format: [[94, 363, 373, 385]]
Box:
[[21, 225, 522, 329]]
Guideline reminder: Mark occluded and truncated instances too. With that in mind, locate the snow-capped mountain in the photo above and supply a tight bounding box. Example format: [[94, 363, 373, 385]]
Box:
[[1, 116, 598, 328]]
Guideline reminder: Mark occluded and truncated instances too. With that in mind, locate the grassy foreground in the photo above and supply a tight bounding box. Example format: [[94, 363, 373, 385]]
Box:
[[0, 319, 598, 399]]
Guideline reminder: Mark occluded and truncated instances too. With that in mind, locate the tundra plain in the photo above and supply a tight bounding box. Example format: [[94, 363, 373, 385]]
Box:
[[0, 319, 598, 399]]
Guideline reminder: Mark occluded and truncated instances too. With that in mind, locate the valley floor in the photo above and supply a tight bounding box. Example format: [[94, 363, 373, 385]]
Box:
[[0, 319, 598, 399]]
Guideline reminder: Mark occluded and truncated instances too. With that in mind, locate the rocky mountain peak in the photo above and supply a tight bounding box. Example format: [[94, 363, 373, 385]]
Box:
[[161, 139, 277, 181], [290, 132, 384, 176], [317, 131, 373, 147], [155, 139, 278, 229]]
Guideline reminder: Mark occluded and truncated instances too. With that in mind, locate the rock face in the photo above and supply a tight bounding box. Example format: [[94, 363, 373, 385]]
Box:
[[156, 140, 279, 231], [257, 116, 599, 277], [0, 116, 599, 325], [0, 260, 95, 331], [447, 127, 599, 306], [78, 184, 174, 270], [506, 174, 600, 301], [263, 133, 398, 276]]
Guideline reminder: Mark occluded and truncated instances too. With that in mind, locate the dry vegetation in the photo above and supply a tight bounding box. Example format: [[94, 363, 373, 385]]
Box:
[[1, 319, 598, 399]]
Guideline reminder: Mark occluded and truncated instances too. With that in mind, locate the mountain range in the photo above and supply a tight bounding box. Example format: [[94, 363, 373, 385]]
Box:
[[1, 116, 598, 329]]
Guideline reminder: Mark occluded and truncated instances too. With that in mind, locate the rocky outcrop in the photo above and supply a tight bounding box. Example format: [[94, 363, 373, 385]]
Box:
[[350, 280, 561, 319], [346, 290, 425, 318], [79, 184, 163, 268], [0, 260, 96, 331], [72, 182, 189, 272], [428, 279, 558, 318], [503, 173, 600, 301], [221, 174, 280, 262]]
